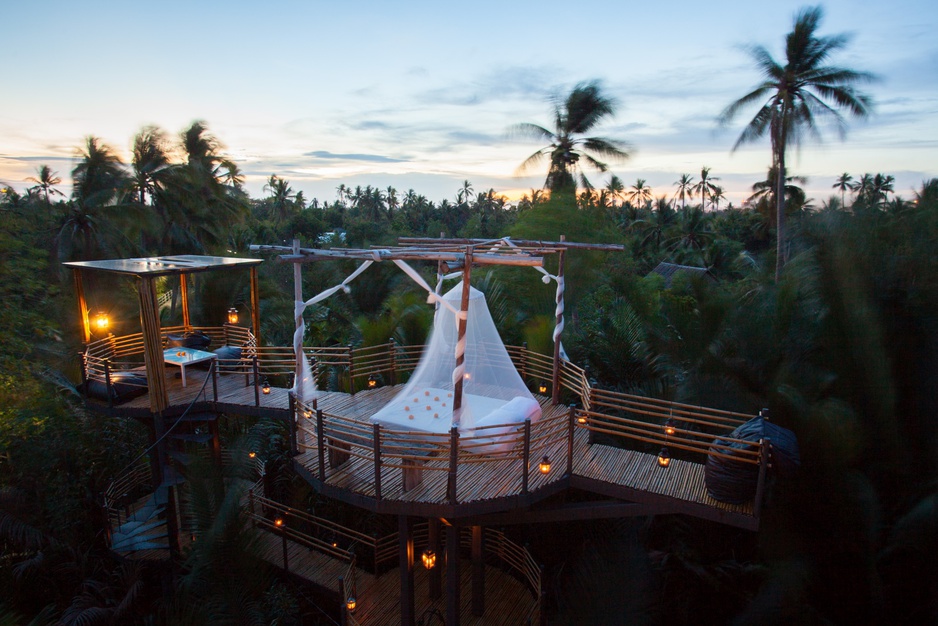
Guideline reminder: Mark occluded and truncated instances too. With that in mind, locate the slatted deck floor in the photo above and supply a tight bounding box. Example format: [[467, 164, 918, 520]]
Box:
[[296, 386, 756, 524], [253, 529, 537, 625]]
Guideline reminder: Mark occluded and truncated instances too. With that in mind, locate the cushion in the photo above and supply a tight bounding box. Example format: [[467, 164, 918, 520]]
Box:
[[704, 415, 800, 504], [467, 396, 541, 455], [80, 372, 148, 404], [166, 331, 211, 349], [213, 345, 243, 372]]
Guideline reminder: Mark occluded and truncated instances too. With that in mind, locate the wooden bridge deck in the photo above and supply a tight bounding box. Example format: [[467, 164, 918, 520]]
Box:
[[253, 529, 537, 625]]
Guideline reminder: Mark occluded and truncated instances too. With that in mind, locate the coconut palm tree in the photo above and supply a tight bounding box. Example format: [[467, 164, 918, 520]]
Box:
[[720, 6, 874, 280], [833, 172, 853, 206], [129, 126, 172, 206], [673, 173, 695, 213], [872, 173, 895, 206], [692, 167, 720, 211], [71, 136, 128, 208], [264, 175, 296, 224], [627, 178, 653, 209], [605, 175, 625, 208], [512, 80, 631, 192], [26, 165, 63, 206]]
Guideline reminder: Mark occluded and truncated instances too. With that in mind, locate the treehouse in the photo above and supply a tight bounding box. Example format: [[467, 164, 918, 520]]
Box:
[[67, 239, 776, 626]]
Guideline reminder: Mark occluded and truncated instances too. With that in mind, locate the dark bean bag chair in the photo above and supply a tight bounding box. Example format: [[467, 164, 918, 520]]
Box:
[[704, 414, 800, 504], [79, 372, 149, 404], [213, 345, 243, 372], [166, 331, 211, 350]]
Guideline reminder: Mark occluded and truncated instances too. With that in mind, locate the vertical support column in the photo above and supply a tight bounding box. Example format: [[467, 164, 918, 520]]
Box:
[[471, 525, 485, 617], [428, 518, 442, 600], [446, 523, 461, 626], [522, 418, 531, 494], [292, 238, 304, 399], [250, 266, 261, 345], [398, 516, 416, 626], [567, 404, 575, 477], [373, 424, 382, 501], [138, 276, 168, 413], [452, 246, 473, 425], [179, 273, 190, 329], [338, 577, 348, 626], [447, 426, 459, 504], [72, 268, 90, 344], [551, 236, 566, 406], [288, 392, 298, 456]]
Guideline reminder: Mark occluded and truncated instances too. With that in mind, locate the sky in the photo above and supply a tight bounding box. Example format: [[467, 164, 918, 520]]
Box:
[[1, 0, 936, 207]]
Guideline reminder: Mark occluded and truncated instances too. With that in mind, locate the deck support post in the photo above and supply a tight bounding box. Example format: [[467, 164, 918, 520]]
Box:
[[446, 523, 461, 626], [452, 246, 473, 424], [288, 392, 298, 456], [338, 576, 348, 626], [428, 518, 442, 600], [250, 266, 261, 345], [447, 427, 459, 504], [252, 356, 260, 406], [179, 273, 190, 329], [292, 238, 305, 403], [398, 515, 416, 626], [551, 236, 566, 406], [72, 268, 90, 344], [753, 437, 771, 520], [471, 525, 485, 616], [522, 418, 531, 494]]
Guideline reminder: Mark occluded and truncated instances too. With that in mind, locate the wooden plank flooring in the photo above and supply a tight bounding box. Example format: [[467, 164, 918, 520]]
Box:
[[253, 529, 537, 625]]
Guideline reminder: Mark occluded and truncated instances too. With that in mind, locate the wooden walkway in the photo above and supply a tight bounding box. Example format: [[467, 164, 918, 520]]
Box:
[[253, 529, 537, 625]]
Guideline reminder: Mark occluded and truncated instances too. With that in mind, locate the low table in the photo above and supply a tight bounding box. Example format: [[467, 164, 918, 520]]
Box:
[[163, 347, 217, 387]]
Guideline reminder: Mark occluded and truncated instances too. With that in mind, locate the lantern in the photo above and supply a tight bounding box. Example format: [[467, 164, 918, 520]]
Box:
[[262, 380, 271, 395], [657, 447, 671, 468], [664, 419, 676, 437], [367, 374, 378, 389], [421, 548, 437, 570], [274, 517, 284, 527], [538, 381, 548, 395], [346, 596, 357, 613], [227, 307, 239, 325], [538, 455, 551, 474], [93, 312, 110, 332], [248, 451, 257, 459], [577, 413, 587, 425]]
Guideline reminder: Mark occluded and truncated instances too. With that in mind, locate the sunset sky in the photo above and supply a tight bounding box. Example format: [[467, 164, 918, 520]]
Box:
[[1, 0, 935, 206]]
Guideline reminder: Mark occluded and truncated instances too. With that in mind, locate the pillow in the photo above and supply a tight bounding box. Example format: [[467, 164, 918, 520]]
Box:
[[80, 372, 148, 404], [166, 331, 211, 349], [466, 396, 541, 455], [213, 345, 243, 372]]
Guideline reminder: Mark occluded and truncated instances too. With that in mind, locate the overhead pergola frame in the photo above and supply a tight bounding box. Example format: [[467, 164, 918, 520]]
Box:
[[63, 255, 264, 413], [250, 236, 623, 406]]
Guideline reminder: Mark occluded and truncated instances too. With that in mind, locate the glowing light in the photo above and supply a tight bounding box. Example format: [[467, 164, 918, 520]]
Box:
[[367, 374, 378, 389], [346, 596, 357, 613], [657, 447, 671, 468], [93, 313, 109, 332], [227, 307, 239, 324], [248, 451, 257, 459], [664, 419, 676, 437], [274, 517, 284, 527], [421, 548, 437, 570], [538, 381, 548, 394], [262, 380, 271, 395], [538, 455, 551, 474]]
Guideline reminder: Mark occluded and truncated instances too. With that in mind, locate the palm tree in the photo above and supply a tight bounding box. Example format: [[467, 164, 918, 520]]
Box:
[[872, 173, 895, 206], [605, 175, 625, 208], [627, 178, 653, 209], [710, 186, 726, 211], [26, 165, 63, 206], [71, 136, 128, 208], [264, 175, 296, 224], [456, 180, 474, 204], [720, 6, 874, 280], [692, 167, 720, 211], [512, 80, 631, 192], [130, 126, 172, 206], [833, 172, 853, 206], [673, 173, 695, 213]]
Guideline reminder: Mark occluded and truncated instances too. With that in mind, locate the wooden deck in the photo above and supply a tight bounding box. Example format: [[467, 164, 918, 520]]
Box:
[[253, 529, 537, 625]]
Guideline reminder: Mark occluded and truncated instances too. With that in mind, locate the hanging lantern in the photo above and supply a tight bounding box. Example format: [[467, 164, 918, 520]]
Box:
[[248, 451, 257, 459], [367, 374, 378, 389], [93, 312, 110, 332], [262, 380, 271, 395], [538, 455, 551, 474], [274, 517, 284, 527], [421, 548, 437, 570], [346, 595, 357, 613], [538, 381, 548, 395], [657, 447, 671, 468], [227, 307, 239, 325], [664, 419, 676, 437]]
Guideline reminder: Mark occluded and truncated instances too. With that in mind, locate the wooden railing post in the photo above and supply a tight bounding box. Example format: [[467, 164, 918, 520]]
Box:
[[447, 427, 459, 505], [753, 437, 771, 520], [78, 352, 88, 399], [567, 405, 575, 477], [288, 392, 298, 456], [211, 360, 219, 403], [252, 356, 260, 406], [522, 418, 531, 495], [521, 342, 528, 380], [388, 337, 397, 386], [347, 344, 354, 394], [338, 576, 348, 626], [317, 409, 326, 481], [373, 423, 382, 501], [104, 359, 113, 408]]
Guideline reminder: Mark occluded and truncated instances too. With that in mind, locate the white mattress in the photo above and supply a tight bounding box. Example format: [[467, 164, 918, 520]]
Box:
[[370, 387, 506, 434]]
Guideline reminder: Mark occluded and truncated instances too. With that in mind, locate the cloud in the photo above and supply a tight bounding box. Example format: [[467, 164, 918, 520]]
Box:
[[303, 150, 409, 163]]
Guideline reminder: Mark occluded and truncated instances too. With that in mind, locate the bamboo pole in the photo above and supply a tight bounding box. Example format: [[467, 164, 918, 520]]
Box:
[[250, 266, 261, 345], [137, 276, 167, 413], [73, 268, 91, 344], [179, 273, 190, 328], [452, 246, 473, 425], [552, 235, 565, 405]]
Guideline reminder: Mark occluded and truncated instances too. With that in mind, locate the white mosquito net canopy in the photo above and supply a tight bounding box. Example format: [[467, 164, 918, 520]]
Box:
[[370, 281, 541, 436]]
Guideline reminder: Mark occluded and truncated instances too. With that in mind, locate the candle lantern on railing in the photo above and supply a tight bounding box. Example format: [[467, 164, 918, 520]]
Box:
[[248, 451, 257, 459], [664, 419, 676, 436], [538, 381, 548, 395], [421, 548, 437, 570], [93, 312, 110, 333], [657, 447, 671, 468], [367, 373, 378, 389], [227, 307, 239, 325], [539, 455, 552, 474], [262, 379, 271, 395], [346, 595, 357, 613]]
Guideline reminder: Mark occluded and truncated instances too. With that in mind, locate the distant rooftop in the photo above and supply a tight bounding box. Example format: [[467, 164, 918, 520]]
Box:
[[63, 255, 263, 277], [649, 262, 715, 288]]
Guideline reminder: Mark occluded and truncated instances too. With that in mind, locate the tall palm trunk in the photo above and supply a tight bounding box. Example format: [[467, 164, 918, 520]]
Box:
[[775, 127, 788, 282]]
